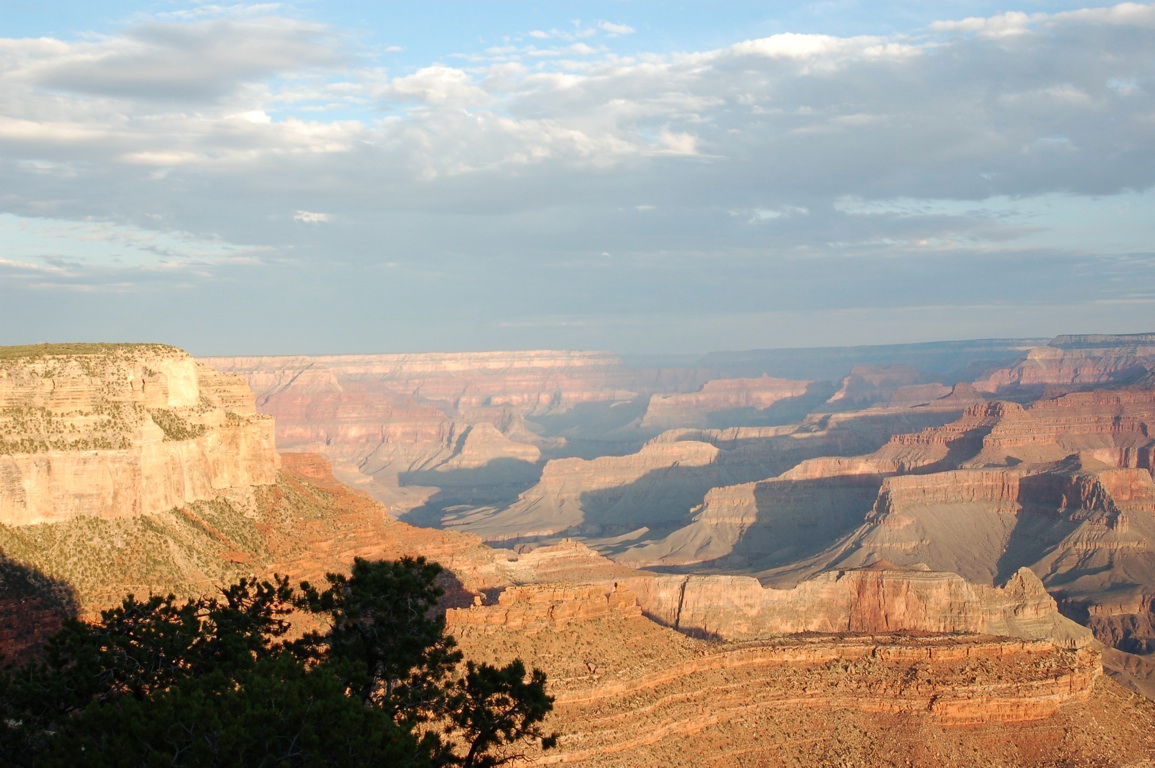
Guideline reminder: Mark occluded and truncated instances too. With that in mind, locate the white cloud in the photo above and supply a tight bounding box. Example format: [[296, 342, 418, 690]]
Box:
[[930, 11, 1036, 37], [597, 21, 635, 37], [19, 15, 345, 103], [1, 2, 1153, 342], [383, 66, 490, 105], [730, 33, 846, 59], [120, 150, 203, 165]]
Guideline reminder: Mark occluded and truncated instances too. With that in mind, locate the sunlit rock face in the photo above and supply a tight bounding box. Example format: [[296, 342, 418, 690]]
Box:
[[972, 333, 1155, 395], [203, 334, 1155, 718], [0, 345, 278, 525], [446, 575, 1145, 768], [3, 443, 1150, 767]]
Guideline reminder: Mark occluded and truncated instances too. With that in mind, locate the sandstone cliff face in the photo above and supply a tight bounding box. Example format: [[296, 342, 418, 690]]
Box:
[[446, 583, 642, 632], [972, 390, 1155, 466], [782, 463, 1155, 589], [778, 401, 1014, 481], [447, 577, 1148, 768], [0, 346, 278, 525], [623, 564, 1091, 648], [458, 439, 723, 542], [442, 534, 1092, 651], [2, 418, 1151, 768], [204, 350, 671, 445], [623, 371, 1155, 666], [619, 472, 883, 570], [973, 335, 1155, 394], [617, 403, 1017, 570]]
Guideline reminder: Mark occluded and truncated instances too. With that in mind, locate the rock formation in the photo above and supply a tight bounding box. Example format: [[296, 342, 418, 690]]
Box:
[[4, 339, 1155, 765], [447, 578, 1150, 768], [203, 350, 708, 512], [451, 408, 971, 552], [0, 344, 277, 525], [639, 374, 812, 431], [625, 564, 1090, 647], [827, 364, 923, 407], [973, 333, 1155, 395]]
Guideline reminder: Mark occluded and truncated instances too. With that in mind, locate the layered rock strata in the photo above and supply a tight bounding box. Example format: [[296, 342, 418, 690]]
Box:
[[203, 350, 706, 510], [0, 345, 277, 525], [2, 439, 1151, 766], [625, 564, 1090, 647], [973, 333, 1155, 395], [639, 375, 811, 431], [448, 582, 1150, 768], [827, 364, 922, 408], [456, 412, 958, 550]]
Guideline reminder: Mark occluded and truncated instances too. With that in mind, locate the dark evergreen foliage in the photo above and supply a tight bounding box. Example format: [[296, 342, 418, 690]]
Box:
[[0, 556, 556, 767]]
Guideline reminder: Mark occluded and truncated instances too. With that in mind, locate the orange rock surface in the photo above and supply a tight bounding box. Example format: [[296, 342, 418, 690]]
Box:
[[0, 346, 278, 525]]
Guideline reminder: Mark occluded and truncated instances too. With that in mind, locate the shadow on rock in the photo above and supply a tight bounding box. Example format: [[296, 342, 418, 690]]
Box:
[[0, 555, 78, 664]]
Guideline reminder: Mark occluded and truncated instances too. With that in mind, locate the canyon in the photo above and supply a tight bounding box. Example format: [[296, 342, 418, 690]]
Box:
[[208, 334, 1155, 698], [2, 338, 1155, 765]]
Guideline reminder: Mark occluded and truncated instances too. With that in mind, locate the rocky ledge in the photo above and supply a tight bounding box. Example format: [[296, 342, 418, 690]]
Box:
[[0, 344, 278, 525]]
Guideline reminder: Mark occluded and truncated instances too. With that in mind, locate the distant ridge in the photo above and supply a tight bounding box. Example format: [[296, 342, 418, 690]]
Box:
[[1050, 332, 1155, 349]]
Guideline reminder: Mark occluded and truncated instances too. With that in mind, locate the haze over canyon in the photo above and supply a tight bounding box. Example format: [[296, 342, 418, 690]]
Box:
[[2, 332, 1154, 765], [3, 1, 1155, 765]]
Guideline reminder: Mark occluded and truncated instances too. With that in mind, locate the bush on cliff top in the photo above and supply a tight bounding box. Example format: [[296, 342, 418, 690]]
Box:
[[0, 556, 556, 767], [0, 343, 181, 361]]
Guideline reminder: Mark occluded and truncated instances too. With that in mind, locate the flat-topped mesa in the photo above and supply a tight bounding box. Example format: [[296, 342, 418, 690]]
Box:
[[624, 564, 1092, 648], [888, 400, 1020, 448], [0, 344, 278, 525], [767, 461, 1155, 646], [456, 439, 723, 543], [777, 402, 1015, 482], [974, 335, 1155, 394], [784, 391, 1155, 483], [467, 539, 1090, 649], [869, 470, 1024, 519], [0, 343, 197, 411], [1050, 332, 1155, 348]]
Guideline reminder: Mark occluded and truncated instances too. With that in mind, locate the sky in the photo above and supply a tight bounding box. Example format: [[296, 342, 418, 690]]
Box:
[[1, 1, 1153, 355]]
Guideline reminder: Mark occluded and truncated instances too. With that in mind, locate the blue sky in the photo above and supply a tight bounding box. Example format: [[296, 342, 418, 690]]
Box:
[[2, 1, 1153, 354]]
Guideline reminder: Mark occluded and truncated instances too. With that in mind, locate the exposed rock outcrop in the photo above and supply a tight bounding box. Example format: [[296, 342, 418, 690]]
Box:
[[828, 364, 922, 407], [0, 345, 278, 525], [446, 583, 642, 632], [203, 350, 708, 511], [448, 581, 1148, 768], [639, 375, 811, 431], [624, 564, 1090, 648], [5, 340, 1155, 766], [973, 334, 1155, 395]]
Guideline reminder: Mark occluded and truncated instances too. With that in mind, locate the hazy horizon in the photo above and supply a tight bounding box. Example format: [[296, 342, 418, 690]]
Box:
[[3, 1, 1154, 355]]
